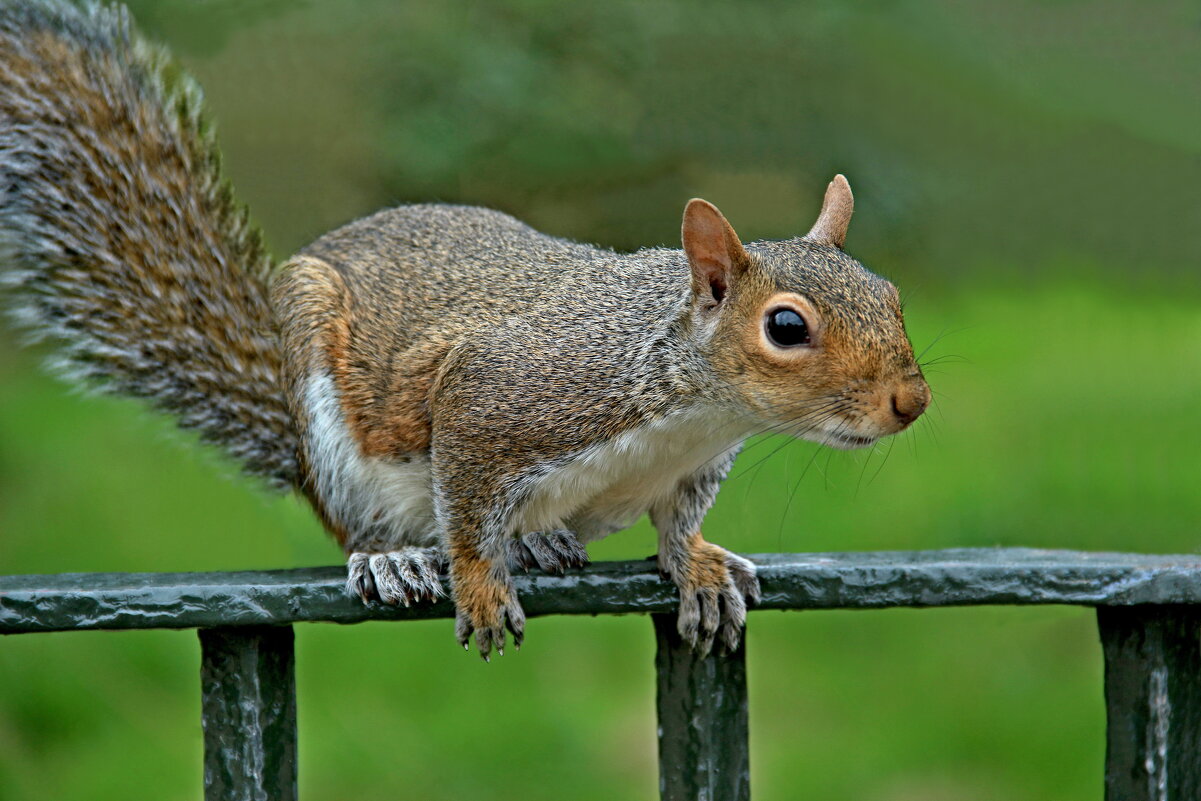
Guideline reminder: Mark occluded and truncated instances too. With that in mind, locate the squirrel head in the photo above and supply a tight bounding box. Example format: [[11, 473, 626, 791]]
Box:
[[682, 175, 930, 449]]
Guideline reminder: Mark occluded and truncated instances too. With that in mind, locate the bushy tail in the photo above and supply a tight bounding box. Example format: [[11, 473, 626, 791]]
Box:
[[0, 0, 298, 489]]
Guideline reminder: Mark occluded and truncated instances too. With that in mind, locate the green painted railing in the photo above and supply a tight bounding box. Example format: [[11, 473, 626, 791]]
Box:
[[4, 548, 1201, 800]]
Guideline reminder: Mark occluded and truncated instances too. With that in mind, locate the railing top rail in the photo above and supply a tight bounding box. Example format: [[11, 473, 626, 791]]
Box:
[[4, 547, 1201, 635]]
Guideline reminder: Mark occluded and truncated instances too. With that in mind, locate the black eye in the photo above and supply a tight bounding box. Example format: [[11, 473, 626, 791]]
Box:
[[766, 308, 811, 347]]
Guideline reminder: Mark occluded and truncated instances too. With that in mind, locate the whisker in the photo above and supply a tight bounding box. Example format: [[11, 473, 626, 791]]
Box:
[[725, 399, 854, 475], [777, 435, 829, 542], [821, 437, 837, 492], [920, 354, 969, 368], [915, 325, 971, 363], [741, 433, 794, 511], [702, 393, 849, 453], [867, 434, 897, 487], [854, 435, 878, 499], [677, 394, 855, 496]]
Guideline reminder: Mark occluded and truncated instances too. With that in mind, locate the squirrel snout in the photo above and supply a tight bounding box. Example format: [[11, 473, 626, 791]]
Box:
[[889, 378, 930, 429]]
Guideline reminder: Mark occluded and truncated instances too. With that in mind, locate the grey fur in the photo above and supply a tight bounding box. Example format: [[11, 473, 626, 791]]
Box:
[[0, 0, 297, 488], [508, 531, 592, 575], [347, 548, 446, 607], [276, 197, 924, 657], [651, 449, 758, 654]]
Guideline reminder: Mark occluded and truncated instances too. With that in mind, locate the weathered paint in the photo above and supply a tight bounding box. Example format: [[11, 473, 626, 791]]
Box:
[[655, 613, 749, 801], [1098, 607, 1201, 801], [6, 550, 1201, 799], [199, 626, 297, 801], [5, 549, 1201, 634]]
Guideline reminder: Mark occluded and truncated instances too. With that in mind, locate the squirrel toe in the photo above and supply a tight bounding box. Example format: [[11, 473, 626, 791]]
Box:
[[455, 590, 525, 661], [507, 530, 590, 574], [345, 548, 446, 606], [670, 544, 760, 656]]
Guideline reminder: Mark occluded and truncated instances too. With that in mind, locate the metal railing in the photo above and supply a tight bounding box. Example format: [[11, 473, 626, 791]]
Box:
[[3, 547, 1201, 800]]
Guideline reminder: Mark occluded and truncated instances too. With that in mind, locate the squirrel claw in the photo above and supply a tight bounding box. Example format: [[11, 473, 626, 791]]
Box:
[[348, 564, 377, 605], [507, 530, 590, 575], [345, 548, 447, 607], [455, 582, 525, 661]]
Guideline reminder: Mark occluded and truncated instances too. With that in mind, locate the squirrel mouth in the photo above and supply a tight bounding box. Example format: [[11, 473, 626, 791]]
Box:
[[820, 430, 878, 450]]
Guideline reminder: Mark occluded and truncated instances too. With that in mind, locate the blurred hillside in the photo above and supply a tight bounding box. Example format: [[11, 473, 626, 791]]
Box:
[[1, 2, 1199, 800]]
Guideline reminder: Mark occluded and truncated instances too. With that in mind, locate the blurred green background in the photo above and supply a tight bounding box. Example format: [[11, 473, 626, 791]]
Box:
[[2, 1, 1199, 799]]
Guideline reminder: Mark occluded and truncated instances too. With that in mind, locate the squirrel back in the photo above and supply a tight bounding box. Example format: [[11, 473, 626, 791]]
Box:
[[0, 0, 296, 488], [280, 203, 691, 462]]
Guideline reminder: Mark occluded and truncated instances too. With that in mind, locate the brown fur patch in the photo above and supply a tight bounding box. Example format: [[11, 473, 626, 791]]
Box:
[[272, 257, 356, 544], [703, 247, 926, 440], [681, 531, 731, 590], [448, 546, 510, 630], [273, 254, 434, 459], [315, 289, 440, 460]]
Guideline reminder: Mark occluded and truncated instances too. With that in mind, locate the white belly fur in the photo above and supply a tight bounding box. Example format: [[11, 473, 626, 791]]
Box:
[[305, 372, 438, 549], [513, 407, 752, 543], [308, 370, 748, 548]]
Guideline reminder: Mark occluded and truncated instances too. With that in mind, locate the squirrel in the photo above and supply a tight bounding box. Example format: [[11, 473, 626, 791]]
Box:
[[0, 0, 930, 658]]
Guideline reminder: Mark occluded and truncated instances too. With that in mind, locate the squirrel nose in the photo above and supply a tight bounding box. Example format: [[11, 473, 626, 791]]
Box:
[[889, 379, 930, 428]]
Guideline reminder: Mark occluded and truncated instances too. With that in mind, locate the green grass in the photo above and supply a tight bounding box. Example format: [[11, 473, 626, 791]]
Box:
[[2, 280, 1198, 800]]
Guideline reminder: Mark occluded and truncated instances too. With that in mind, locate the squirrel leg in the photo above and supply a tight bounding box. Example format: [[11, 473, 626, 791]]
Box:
[[346, 547, 447, 607], [448, 537, 523, 660], [506, 530, 590, 575], [436, 496, 524, 659], [651, 452, 760, 655]]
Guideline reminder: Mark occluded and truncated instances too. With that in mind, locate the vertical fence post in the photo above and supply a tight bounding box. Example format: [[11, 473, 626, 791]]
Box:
[[653, 614, 750, 801], [199, 625, 297, 801], [1097, 606, 1201, 801]]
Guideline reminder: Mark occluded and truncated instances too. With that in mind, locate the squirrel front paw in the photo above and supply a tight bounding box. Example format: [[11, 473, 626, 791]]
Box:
[[346, 547, 447, 606], [452, 559, 525, 660], [506, 530, 590, 574], [664, 536, 761, 656]]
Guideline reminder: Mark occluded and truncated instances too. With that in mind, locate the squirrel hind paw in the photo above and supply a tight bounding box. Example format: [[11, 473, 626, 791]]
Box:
[[345, 548, 446, 607], [455, 586, 525, 661], [506, 530, 590, 575]]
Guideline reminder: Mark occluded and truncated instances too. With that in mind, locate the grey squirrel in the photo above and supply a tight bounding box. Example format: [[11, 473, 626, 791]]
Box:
[[0, 0, 930, 658]]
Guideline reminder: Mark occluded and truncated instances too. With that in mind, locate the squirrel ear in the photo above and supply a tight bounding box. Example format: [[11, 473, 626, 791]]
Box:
[[804, 174, 854, 248], [682, 198, 749, 304]]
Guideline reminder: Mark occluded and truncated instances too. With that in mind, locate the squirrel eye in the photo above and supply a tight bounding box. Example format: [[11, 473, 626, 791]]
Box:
[[766, 308, 811, 347]]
